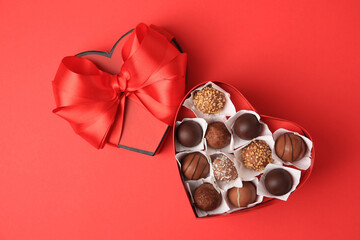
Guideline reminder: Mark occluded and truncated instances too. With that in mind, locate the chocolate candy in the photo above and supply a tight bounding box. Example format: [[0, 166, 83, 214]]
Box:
[[213, 155, 238, 182], [194, 183, 222, 211], [264, 168, 293, 196], [192, 86, 226, 114], [240, 140, 273, 171], [233, 113, 261, 140], [227, 182, 257, 208], [205, 122, 231, 149], [176, 120, 203, 147], [181, 152, 210, 180], [275, 132, 306, 162]]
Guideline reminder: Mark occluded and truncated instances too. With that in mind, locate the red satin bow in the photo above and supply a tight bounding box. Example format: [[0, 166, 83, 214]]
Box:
[[52, 23, 187, 149]]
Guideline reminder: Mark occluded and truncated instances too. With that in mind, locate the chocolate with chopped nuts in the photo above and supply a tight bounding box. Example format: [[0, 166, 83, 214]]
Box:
[[192, 85, 226, 114], [240, 140, 273, 171]]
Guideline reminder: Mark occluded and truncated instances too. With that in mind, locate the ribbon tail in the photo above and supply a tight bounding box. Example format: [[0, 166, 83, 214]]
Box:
[[107, 94, 126, 147]]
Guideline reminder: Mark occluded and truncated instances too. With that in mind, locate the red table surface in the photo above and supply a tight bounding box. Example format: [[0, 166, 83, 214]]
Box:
[[1, 1, 359, 239]]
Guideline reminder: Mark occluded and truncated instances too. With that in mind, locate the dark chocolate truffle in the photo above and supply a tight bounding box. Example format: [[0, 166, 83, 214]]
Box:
[[192, 86, 226, 114], [264, 168, 293, 196], [176, 121, 203, 147], [233, 113, 261, 140], [275, 132, 307, 162], [240, 140, 273, 171], [205, 122, 231, 149], [227, 182, 257, 208], [194, 183, 222, 211], [181, 152, 210, 180], [213, 155, 238, 182]]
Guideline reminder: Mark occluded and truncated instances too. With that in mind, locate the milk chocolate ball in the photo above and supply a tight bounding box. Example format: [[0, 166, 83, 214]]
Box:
[[181, 152, 209, 180], [194, 183, 222, 211], [213, 155, 238, 182], [233, 113, 261, 140], [227, 182, 257, 208], [275, 133, 307, 162], [205, 122, 231, 149], [264, 168, 293, 196], [176, 121, 203, 147]]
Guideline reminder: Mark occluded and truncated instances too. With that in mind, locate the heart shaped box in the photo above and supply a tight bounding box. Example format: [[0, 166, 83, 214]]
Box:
[[173, 81, 315, 217], [75, 27, 183, 156]]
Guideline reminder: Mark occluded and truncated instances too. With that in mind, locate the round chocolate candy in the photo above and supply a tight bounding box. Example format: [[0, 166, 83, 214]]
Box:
[[213, 155, 238, 182], [264, 168, 293, 196], [205, 122, 231, 149], [233, 113, 261, 140], [192, 85, 226, 114], [181, 152, 210, 180], [176, 120, 203, 147], [227, 182, 257, 208], [240, 140, 273, 171], [275, 132, 307, 162], [194, 183, 222, 211]]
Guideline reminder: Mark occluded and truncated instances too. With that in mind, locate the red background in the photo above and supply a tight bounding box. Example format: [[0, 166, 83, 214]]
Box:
[[1, 0, 359, 239]]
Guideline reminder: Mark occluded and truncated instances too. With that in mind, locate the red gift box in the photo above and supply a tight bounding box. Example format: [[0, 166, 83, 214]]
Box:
[[52, 23, 187, 155], [173, 81, 315, 217]]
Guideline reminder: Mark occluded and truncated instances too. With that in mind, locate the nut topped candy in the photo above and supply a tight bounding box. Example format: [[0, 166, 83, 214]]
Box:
[[264, 168, 293, 196], [233, 113, 261, 140], [213, 155, 238, 182], [176, 120, 203, 147], [275, 132, 307, 162], [192, 85, 226, 114], [205, 122, 231, 149], [181, 152, 210, 180], [194, 183, 222, 211], [240, 140, 273, 171], [227, 182, 257, 208]]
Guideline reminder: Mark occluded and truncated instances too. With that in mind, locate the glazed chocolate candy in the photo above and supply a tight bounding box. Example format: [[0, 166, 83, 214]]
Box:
[[176, 120, 203, 147], [233, 113, 261, 140], [181, 152, 209, 180], [227, 182, 257, 208], [194, 183, 222, 211], [275, 132, 306, 162], [205, 122, 231, 149], [264, 168, 293, 196]]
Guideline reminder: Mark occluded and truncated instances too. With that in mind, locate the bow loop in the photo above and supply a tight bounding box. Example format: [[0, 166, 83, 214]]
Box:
[[52, 23, 187, 149]]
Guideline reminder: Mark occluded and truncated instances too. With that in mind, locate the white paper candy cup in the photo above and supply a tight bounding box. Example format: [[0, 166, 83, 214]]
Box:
[[209, 153, 243, 190], [257, 164, 301, 201], [175, 118, 208, 152], [185, 177, 230, 217], [272, 128, 313, 170], [226, 178, 264, 212], [226, 110, 273, 150], [233, 135, 281, 181], [183, 81, 236, 119], [204, 115, 234, 154]]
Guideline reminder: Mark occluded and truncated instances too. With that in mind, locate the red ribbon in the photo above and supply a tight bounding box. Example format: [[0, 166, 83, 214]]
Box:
[[52, 23, 187, 149]]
